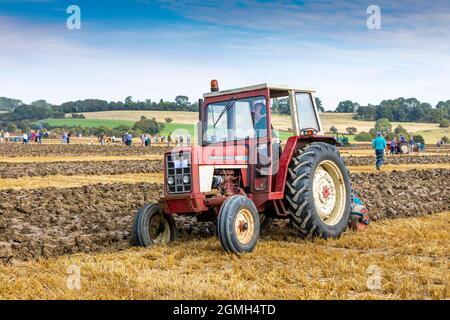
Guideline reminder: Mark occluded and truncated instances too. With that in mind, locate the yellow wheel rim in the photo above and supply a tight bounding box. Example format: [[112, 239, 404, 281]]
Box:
[[148, 214, 171, 244], [234, 209, 254, 245]]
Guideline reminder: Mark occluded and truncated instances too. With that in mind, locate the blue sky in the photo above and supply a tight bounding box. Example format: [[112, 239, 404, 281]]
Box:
[[1, 0, 449, 110]]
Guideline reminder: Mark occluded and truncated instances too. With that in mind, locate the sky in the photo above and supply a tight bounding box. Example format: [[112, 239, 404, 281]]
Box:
[[0, 0, 449, 110]]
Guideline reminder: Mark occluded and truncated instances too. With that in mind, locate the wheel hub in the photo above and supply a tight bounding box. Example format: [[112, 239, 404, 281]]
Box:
[[149, 215, 170, 244], [313, 167, 337, 219], [235, 209, 254, 245]]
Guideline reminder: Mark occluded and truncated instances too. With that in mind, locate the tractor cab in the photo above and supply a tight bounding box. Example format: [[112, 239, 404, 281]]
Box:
[[201, 81, 323, 145]]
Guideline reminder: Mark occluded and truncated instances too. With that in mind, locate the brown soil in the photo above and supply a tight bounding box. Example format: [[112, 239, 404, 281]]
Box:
[[344, 154, 450, 166], [0, 183, 212, 262], [0, 144, 170, 157], [351, 169, 450, 220], [0, 160, 164, 179], [2, 154, 448, 179], [0, 169, 448, 263]]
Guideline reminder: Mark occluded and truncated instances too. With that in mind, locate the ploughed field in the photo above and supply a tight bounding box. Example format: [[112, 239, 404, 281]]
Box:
[[0, 144, 170, 158], [0, 144, 448, 299]]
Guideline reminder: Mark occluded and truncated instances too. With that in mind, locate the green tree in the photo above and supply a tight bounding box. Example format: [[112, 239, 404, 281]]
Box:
[[336, 100, 359, 113], [125, 96, 133, 106], [393, 125, 410, 141], [6, 123, 18, 132], [315, 97, 325, 112], [413, 135, 425, 145], [354, 132, 373, 142], [0, 97, 23, 111], [439, 119, 450, 128], [132, 116, 165, 135], [175, 95, 189, 107], [374, 118, 392, 134], [31, 100, 51, 108]]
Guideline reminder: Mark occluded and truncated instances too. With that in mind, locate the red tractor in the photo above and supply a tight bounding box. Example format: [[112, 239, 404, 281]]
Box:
[[132, 81, 353, 253]]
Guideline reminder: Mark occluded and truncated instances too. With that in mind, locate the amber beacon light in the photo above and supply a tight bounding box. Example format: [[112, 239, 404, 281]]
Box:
[[211, 79, 219, 92]]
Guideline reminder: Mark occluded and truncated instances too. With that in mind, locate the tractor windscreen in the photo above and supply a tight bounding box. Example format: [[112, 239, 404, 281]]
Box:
[[204, 96, 266, 144]]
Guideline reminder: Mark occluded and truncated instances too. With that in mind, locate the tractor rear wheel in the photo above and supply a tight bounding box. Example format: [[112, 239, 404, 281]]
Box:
[[285, 142, 351, 239], [132, 204, 177, 246], [218, 195, 260, 254]]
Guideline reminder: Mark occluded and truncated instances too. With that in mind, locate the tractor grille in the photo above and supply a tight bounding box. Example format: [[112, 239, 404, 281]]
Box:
[[166, 152, 192, 194]]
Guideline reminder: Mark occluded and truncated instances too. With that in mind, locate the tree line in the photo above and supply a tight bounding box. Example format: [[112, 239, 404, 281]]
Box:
[[0, 95, 198, 123], [335, 98, 450, 124], [1, 95, 449, 125]]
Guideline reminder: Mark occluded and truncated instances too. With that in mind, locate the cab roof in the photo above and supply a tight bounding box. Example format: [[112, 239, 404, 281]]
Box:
[[203, 83, 316, 98]]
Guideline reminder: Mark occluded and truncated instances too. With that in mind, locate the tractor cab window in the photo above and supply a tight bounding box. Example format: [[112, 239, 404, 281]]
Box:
[[205, 96, 265, 143], [296, 93, 320, 131]]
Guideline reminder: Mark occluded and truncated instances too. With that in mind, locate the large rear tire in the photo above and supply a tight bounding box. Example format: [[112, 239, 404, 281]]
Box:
[[132, 204, 177, 246], [285, 142, 351, 239], [218, 195, 260, 254]]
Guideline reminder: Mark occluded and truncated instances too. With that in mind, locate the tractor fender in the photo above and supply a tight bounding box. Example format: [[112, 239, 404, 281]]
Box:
[[275, 135, 338, 194]]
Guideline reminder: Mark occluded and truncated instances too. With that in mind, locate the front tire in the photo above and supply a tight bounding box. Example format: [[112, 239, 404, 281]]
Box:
[[285, 142, 351, 239], [132, 204, 177, 246], [218, 195, 260, 254]]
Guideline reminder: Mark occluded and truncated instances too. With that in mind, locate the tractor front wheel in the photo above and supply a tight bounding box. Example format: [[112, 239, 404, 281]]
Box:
[[286, 142, 351, 239], [218, 195, 260, 254], [132, 204, 177, 246]]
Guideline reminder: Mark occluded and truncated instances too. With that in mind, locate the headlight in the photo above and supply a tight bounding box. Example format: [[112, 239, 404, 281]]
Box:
[[167, 176, 175, 186], [182, 175, 190, 184]]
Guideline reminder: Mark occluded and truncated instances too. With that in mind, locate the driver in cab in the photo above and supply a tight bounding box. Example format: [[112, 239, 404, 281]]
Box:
[[252, 102, 268, 138]]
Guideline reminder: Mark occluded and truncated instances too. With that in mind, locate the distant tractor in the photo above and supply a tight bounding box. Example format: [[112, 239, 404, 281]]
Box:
[[335, 133, 351, 147], [133, 81, 354, 254]]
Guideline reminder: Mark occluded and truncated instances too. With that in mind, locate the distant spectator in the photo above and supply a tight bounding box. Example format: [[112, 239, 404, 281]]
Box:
[[62, 132, 68, 144], [167, 134, 172, 147], [187, 134, 191, 146], [22, 133, 29, 145], [179, 135, 184, 146], [390, 138, 396, 154], [408, 136, 415, 153], [372, 132, 386, 171], [99, 133, 106, 146], [126, 132, 133, 146], [4, 131, 9, 143], [67, 132, 71, 144], [31, 131, 37, 143]]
